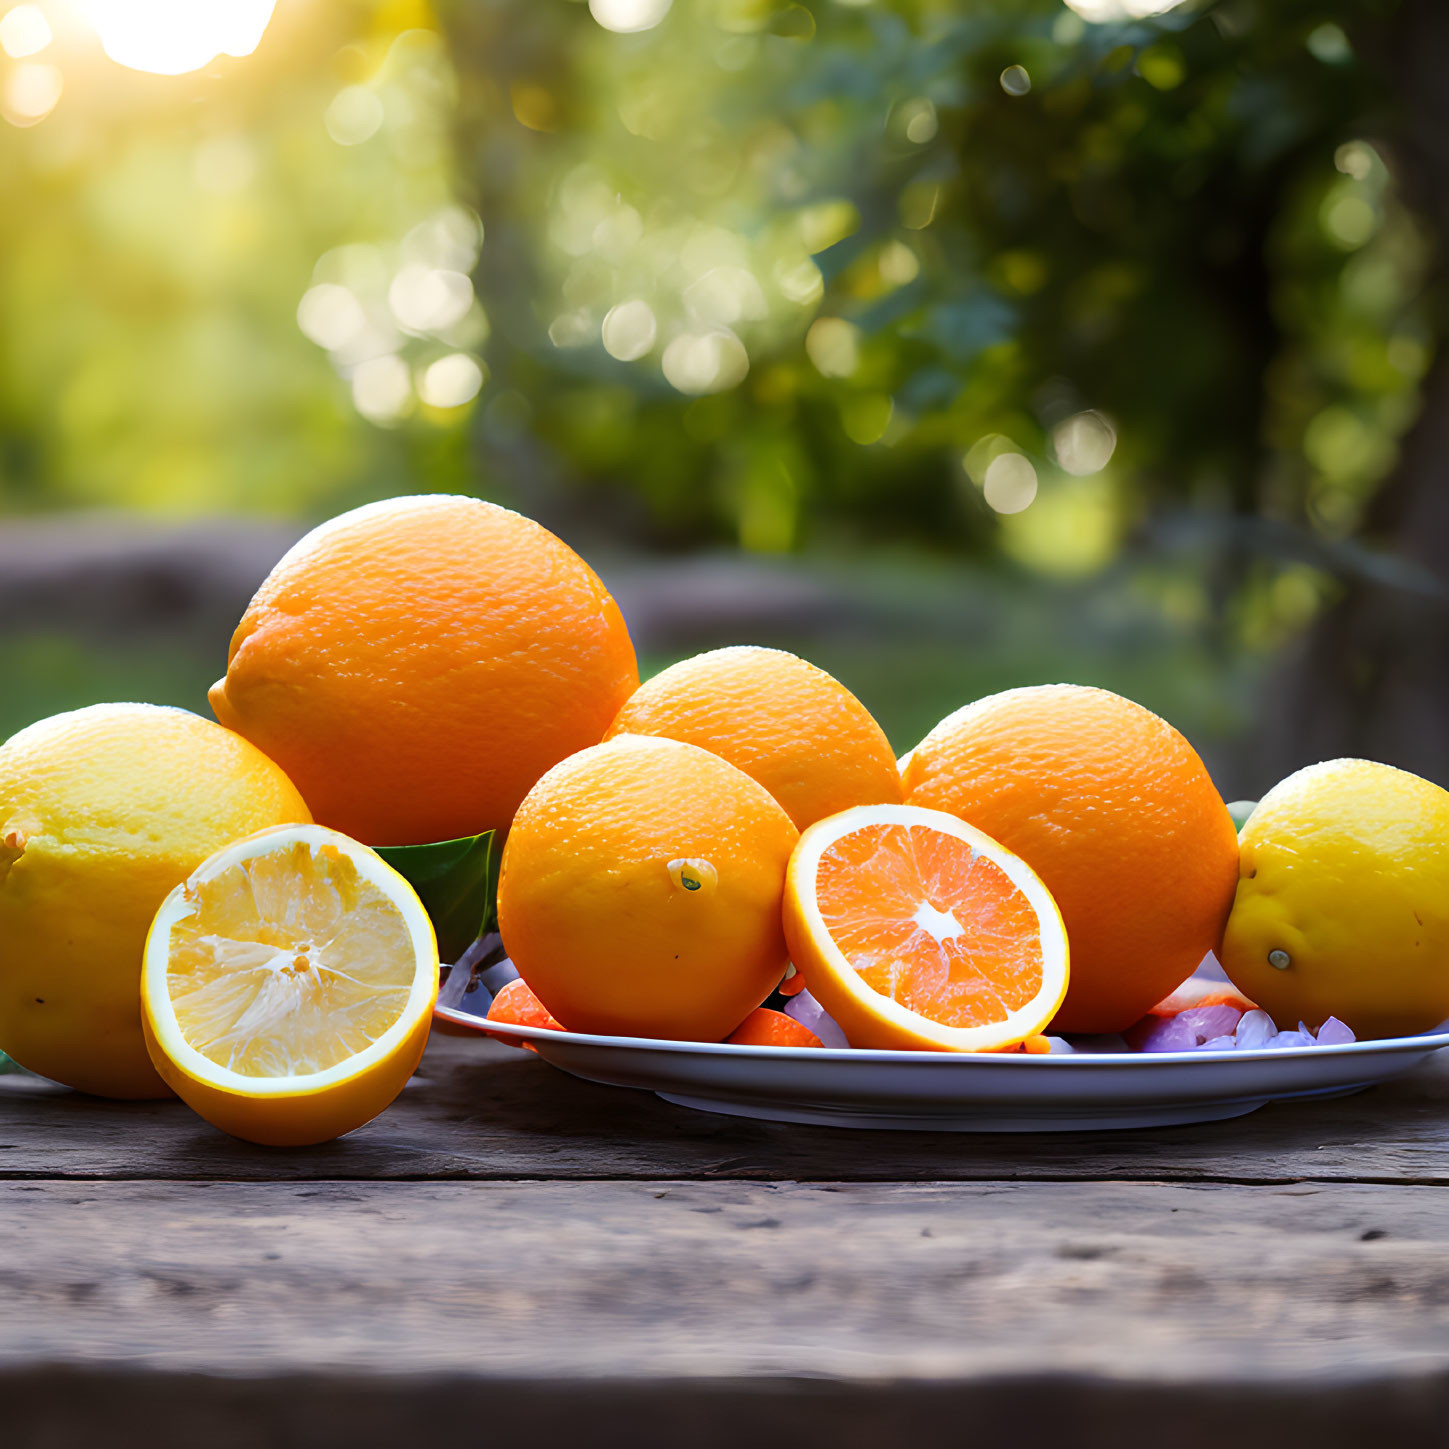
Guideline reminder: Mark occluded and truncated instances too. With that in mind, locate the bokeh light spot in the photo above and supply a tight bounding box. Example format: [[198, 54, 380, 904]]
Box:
[[662, 329, 749, 395], [419, 354, 484, 409], [589, 0, 672, 34], [897, 98, 937, 144], [1334, 141, 1376, 181], [388, 266, 474, 333], [1052, 411, 1117, 475], [774, 257, 824, 306], [326, 86, 384, 146], [548, 310, 596, 348], [805, 317, 861, 378], [684, 266, 767, 326], [1136, 44, 1184, 91], [878, 241, 920, 287], [602, 299, 658, 361], [983, 453, 1038, 514], [351, 354, 413, 424], [999, 66, 1031, 97], [0, 5, 50, 58], [1322, 193, 1377, 250], [3, 60, 60, 126], [297, 285, 368, 353], [963, 434, 1015, 484], [1307, 23, 1351, 64], [1064, 0, 1186, 18], [798, 200, 860, 254]]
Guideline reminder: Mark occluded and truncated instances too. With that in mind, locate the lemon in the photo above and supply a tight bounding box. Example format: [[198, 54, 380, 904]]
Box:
[[0, 704, 312, 1098], [1220, 759, 1449, 1039], [141, 823, 438, 1145]]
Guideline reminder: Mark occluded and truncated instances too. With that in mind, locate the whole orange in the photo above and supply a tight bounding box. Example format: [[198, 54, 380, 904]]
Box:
[[903, 685, 1239, 1034], [605, 646, 902, 830], [209, 495, 639, 846], [497, 734, 798, 1041]]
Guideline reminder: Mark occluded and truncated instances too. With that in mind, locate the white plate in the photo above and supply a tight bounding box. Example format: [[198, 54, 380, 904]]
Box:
[[436, 1001, 1449, 1132]]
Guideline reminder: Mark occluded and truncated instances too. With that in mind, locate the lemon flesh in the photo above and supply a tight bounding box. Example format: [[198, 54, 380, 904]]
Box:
[[143, 824, 438, 1145], [1220, 759, 1449, 1040]]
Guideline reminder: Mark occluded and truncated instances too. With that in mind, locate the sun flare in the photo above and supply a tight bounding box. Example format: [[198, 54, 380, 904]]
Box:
[[83, 0, 276, 76]]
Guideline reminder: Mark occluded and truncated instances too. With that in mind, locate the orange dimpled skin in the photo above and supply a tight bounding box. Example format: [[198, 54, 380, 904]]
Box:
[[497, 735, 799, 1042], [605, 646, 903, 830], [903, 685, 1239, 1034], [209, 495, 639, 846]]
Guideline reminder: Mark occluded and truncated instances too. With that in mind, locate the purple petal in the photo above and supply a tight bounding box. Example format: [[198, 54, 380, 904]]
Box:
[[1199, 1035, 1237, 1051], [1135, 1004, 1244, 1053], [1235, 1010, 1277, 1049], [1315, 1017, 1356, 1046], [1264, 1030, 1315, 1049], [784, 990, 850, 1049], [1133, 1014, 1200, 1053]]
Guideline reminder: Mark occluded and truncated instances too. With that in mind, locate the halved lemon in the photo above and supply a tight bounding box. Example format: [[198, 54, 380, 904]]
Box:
[[141, 824, 439, 1145], [783, 804, 1068, 1052]]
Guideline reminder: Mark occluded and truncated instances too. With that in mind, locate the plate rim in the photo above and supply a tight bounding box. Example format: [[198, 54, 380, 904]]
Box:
[[435, 1003, 1449, 1068]]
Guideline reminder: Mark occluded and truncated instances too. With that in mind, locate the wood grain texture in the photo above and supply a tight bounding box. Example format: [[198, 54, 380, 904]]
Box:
[[3, 1177, 1449, 1379], [7, 1176, 1449, 1449], [5, 1034, 1449, 1185]]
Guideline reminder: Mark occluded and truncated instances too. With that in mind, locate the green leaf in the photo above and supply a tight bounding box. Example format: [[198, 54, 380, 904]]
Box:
[[375, 831, 502, 964]]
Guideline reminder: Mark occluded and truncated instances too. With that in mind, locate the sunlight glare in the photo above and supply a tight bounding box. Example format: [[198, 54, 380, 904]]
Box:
[[84, 0, 276, 76]]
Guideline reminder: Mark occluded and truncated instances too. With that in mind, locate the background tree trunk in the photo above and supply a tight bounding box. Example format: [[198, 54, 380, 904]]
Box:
[[1259, 0, 1449, 790]]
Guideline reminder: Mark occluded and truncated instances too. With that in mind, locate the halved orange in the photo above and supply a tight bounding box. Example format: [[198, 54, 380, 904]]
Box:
[[783, 804, 1068, 1052]]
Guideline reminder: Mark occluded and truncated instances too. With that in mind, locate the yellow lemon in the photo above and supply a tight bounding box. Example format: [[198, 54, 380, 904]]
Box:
[[142, 823, 438, 1146], [0, 704, 311, 1098], [1220, 759, 1449, 1039]]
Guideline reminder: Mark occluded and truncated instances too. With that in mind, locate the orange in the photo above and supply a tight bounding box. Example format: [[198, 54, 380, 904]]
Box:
[[497, 734, 798, 1041], [903, 685, 1239, 1034], [209, 495, 639, 846], [783, 803, 1068, 1052], [726, 1008, 823, 1048], [605, 645, 902, 830], [485, 977, 564, 1050]]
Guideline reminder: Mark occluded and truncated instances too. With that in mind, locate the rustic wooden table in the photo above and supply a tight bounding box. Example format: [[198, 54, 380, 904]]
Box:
[[5, 1032, 1449, 1448]]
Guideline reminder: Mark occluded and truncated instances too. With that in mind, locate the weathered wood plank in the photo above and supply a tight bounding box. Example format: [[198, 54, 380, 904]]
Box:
[[3, 1034, 1449, 1184], [4, 1177, 1449, 1373], [7, 1368, 1449, 1449]]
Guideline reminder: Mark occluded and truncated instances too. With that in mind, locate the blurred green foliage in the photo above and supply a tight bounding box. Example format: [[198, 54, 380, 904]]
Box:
[[444, 0, 1430, 649]]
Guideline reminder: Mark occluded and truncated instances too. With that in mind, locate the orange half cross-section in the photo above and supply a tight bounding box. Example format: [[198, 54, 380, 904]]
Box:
[[784, 805, 1069, 1053]]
